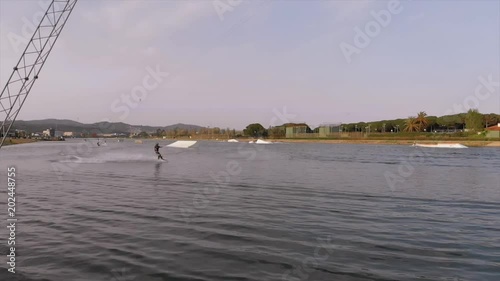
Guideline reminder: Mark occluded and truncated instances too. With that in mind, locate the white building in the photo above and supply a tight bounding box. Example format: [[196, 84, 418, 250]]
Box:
[[42, 128, 55, 137]]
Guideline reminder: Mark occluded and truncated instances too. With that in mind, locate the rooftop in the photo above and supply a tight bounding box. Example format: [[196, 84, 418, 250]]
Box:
[[486, 123, 500, 131]]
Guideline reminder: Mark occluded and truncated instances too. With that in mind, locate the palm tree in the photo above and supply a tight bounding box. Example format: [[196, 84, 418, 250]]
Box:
[[404, 117, 419, 132], [416, 111, 428, 131]]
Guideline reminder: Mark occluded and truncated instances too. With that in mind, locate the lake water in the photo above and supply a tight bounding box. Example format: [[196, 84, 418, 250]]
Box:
[[0, 139, 499, 281]]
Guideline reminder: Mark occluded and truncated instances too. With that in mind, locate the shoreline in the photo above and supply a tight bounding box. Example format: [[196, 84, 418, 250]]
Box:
[[267, 139, 500, 147], [2, 138, 39, 146]]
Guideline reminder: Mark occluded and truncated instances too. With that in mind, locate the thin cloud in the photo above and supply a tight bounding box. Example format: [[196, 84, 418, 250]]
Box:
[[0, 0, 498, 128], [141, 46, 158, 57], [408, 12, 426, 22], [83, 1, 213, 39], [69, 1, 214, 68], [327, 0, 378, 22]]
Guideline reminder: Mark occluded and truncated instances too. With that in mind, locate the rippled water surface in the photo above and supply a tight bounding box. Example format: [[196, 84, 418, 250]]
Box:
[[1, 139, 499, 281]]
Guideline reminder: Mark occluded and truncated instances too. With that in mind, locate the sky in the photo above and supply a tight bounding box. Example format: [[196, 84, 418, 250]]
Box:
[[0, 0, 499, 130]]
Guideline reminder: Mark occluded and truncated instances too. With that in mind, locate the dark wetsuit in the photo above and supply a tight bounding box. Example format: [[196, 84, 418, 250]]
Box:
[[154, 144, 164, 160]]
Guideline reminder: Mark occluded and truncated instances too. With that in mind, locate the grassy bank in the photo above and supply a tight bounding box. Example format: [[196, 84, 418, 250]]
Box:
[[269, 138, 500, 147], [1, 138, 39, 146]]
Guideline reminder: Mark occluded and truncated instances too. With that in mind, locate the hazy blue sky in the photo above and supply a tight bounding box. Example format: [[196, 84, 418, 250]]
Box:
[[1, 0, 499, 129]]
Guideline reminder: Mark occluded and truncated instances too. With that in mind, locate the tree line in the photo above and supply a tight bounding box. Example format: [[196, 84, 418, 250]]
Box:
[[341, 110, 498, 133], [135, 127, 240, 138], [86, 110, 499, 139], [242, 110, 499, 138]]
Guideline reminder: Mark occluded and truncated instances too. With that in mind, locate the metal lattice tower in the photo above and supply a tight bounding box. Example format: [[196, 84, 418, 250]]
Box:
[[0, 0, 78, 149]]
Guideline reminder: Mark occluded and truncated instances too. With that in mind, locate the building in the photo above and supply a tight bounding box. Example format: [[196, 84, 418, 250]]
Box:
[[285, 123, 312, 138], [99, 133, 121, 137], [14, 129, 27, 138], [318, 123, 342, 138], [486, 123, 500, 138], [42, 128, 55, 137]]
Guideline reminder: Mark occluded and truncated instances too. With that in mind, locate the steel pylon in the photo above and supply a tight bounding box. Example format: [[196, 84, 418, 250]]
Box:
[[0, 0, 78, 149]]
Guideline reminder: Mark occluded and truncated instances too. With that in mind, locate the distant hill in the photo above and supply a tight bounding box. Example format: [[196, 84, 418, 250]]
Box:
[[12, 119, 205, 135], [163, 123, 204, 131]]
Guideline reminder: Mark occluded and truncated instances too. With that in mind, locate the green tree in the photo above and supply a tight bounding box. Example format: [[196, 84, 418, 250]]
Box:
[[244, 123, 267, 137], [465, 109, 484, 132], [268, 126, 285, 138], [179, 129, 188, 136], [425, 116, 438, 132], [437, 114, 463, 130], [403, 117, 419, 132], [484, 113, 498, 128]]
